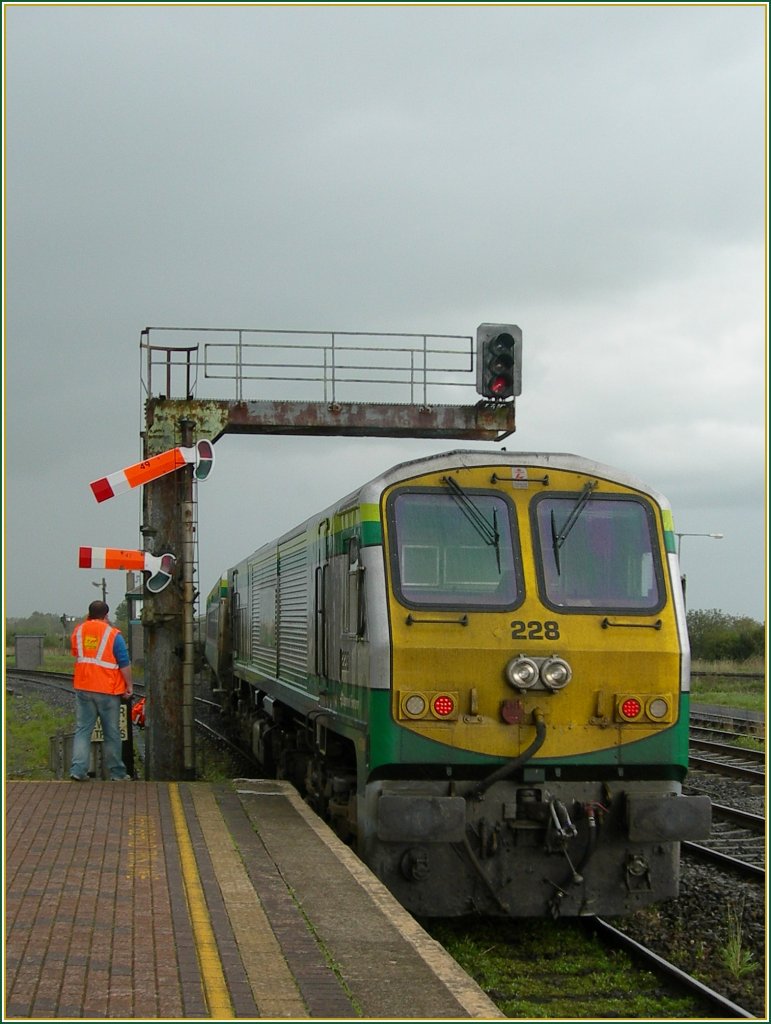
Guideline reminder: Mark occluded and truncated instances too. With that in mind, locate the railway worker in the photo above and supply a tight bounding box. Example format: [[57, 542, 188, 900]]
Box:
[[69, 600, 133, 781]]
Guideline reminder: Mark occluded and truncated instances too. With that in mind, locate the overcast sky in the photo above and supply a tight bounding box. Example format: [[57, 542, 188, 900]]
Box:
[[3, 2, 766, 625]]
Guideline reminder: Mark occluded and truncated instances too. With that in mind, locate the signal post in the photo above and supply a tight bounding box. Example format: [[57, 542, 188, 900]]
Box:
[[139, 325, 521, 779], [141, 435, 193, 779]]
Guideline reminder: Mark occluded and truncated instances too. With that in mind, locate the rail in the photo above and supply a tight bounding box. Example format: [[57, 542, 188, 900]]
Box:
[[683, 800, 765, 881], [589, 919, 755, 1018]]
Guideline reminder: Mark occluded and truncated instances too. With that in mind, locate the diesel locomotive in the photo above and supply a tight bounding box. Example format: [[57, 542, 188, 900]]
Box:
[[204, 449, 711, 918]]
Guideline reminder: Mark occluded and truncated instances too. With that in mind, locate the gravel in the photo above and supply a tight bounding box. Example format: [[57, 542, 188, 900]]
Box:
[[612, 771, 766, 1017], [6, 675, 77, 713]]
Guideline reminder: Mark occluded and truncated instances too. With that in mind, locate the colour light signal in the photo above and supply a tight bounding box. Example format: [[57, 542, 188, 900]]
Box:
[[475, 324, 522, 400]]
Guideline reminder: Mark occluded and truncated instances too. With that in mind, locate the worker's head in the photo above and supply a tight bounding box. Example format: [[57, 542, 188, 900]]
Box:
[[88, 600, 109, 620]]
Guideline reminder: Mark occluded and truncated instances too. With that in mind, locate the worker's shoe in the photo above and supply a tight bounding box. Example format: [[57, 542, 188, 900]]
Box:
[[69, 773, 88, 781], [111, 775, 132, 781]]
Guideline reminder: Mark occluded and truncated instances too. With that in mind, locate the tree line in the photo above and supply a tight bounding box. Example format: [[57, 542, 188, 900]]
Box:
[[6, 604, 130, 649], [5, 606, 765, 663], [685, 609, 765, 663]]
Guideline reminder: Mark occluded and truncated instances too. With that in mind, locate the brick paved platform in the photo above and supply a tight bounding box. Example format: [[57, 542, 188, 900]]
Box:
[[5, 779, 502, 1019]]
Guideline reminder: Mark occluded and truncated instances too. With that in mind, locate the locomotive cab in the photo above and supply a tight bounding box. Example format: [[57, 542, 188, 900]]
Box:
[[364, 454, 711, 916]]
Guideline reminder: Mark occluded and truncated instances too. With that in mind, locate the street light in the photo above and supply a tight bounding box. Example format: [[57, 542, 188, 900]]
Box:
[[92, 578, 108, 602], [675, 532, 724, 558], [675, 532, 723, 607]]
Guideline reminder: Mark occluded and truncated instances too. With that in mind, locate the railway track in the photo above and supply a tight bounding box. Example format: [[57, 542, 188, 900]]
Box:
[[6, 668, 147, 699], [690, 703, 765, 738], [589, 918, 755, 1018], [690, 723, 764, 745], [193, 716, 265, 775], [6, 668, 78, 689], [683, 803, 765, 880], [684, 709, 766, 881], [689, 738, 765, 783]]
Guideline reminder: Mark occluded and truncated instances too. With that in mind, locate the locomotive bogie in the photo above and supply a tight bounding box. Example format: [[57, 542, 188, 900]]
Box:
[[204, 450, 710, 918]]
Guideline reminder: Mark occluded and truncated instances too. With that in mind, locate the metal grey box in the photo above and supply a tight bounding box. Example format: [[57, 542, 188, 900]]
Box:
[[14, 635, 45, 669]]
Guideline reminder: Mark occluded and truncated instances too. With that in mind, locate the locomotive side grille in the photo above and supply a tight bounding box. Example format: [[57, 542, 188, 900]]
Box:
[[249, 554, 278, 675], [278, 535, 309, 685]]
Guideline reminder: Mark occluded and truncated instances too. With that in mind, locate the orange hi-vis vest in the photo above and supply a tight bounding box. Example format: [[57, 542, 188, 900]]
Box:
[[72, 619, 125, 695]]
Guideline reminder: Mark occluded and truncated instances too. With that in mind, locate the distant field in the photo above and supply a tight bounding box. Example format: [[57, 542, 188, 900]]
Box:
[[690, 656, 764, 713], [691, 655, 765, 677], [691, 674, 764, 713]]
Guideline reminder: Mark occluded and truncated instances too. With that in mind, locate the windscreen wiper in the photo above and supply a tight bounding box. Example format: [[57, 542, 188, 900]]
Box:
[[442, 476, 501, 572], [550, 480, 597, 575]]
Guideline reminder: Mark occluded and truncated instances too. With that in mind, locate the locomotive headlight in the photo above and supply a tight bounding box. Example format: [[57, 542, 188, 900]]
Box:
[[540, 657, 572, 691], [646, 696, 671, 721], [505, 655, 540, 690]]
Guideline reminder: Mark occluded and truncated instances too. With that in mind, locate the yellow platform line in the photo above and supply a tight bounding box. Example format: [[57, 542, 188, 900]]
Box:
[[190, 784, 307, 1017], [168, 782, 234, 1019]]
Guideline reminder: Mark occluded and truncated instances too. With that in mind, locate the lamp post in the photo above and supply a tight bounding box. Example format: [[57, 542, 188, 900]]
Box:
[[675, 532, 724, 559], [92, 578, 108, 603], [675, 532, 723, 606]]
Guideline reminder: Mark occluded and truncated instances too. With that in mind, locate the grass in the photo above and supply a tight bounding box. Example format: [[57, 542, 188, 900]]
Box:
[[720, 898, 758, 980], [4, 648, 74, 672], [34, 651, 77, 672], [690, 673, 765, 713], [425, 918, 701, 1018], [691, 656, 765, 676], [6, 648, 146, 679], [5, 691, 75, 779], [4, 679, 229, 782], [690, 656, 765, 713], [195, 744, 250, 782]]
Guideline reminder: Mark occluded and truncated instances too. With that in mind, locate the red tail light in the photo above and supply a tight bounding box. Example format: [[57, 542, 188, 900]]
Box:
[[621, 697, 642, 719], [431, 694, 455, 718]]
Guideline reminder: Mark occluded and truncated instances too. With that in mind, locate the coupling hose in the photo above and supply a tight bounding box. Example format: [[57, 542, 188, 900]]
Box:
[[466, 708, 547, 800]]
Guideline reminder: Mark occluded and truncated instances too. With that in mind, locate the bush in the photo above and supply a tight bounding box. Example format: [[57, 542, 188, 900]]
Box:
[[686, 609, 765, 662]]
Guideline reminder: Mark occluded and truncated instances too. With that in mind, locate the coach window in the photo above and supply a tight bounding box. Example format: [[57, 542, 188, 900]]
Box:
[[532, 493, 664, 613], [386, 488, 522, 610]]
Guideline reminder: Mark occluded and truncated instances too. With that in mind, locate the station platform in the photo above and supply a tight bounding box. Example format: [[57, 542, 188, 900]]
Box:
[[4, 779, 502, 1020]]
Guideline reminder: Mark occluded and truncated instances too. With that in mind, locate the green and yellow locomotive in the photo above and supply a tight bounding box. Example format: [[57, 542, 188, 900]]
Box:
[[205, 449, 710, 918]]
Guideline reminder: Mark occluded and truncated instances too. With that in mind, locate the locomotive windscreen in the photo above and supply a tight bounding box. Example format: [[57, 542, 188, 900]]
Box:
[[387, 489, 521, 609], [534, 494, 664, 611]]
